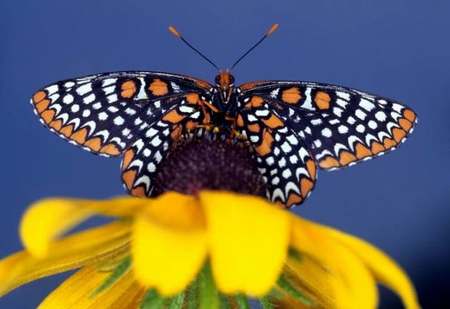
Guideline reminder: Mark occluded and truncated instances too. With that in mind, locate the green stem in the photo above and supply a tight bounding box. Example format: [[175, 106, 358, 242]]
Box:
[[198, 261, 220, 309]]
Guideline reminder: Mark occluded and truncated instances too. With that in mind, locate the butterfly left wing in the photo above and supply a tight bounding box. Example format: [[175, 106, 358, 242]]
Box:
[[31, 71, 213, 156], [121, 103, 206, 197], [31, 71, 214, 197], [237, 81, 417, 207]]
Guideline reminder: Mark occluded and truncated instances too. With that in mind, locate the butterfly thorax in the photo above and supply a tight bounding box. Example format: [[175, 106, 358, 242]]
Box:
[[209, 69, 240, 126]]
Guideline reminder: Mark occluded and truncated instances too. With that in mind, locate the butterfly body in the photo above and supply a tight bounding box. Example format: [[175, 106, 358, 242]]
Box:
[[32, 69, 417, 208]]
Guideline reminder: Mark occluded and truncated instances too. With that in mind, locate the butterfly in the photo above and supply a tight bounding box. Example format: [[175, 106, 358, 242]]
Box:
[[31, 24, 417, 208]]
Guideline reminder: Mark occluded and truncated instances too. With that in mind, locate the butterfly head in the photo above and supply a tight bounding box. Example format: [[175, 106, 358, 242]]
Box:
[[214, 69, 235, 105]]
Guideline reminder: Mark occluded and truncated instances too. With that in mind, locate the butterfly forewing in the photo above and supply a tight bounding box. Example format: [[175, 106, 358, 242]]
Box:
[[238, 81, 417, 171], [31, 71, 213, 156]]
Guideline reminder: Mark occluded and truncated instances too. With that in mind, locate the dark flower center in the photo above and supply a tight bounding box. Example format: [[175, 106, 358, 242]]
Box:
[[152, 129, 267, 197]]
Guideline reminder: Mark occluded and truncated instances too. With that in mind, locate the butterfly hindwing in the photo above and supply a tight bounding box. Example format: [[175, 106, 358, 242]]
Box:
[[31, 71, 213, 156], [121, 103, 206, 196], [238, 81, 417, 171], [236, 96, 317, 208]]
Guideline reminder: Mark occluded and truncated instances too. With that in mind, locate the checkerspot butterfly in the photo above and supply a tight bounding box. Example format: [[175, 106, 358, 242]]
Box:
[[31, 24, 417, 208]]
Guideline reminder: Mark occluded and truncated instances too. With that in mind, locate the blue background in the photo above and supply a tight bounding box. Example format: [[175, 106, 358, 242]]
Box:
[[1, 1, 449, 308]]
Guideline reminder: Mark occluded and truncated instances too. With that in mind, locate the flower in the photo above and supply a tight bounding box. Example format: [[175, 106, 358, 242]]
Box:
[[0, 192, 420, 308]]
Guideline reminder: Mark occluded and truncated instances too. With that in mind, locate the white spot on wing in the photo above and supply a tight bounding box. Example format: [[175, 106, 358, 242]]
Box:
[[360, 98, 375, 111], [114, 116, 125, 125], [321, 127, 332, 138], [76, 84, 92, 96]]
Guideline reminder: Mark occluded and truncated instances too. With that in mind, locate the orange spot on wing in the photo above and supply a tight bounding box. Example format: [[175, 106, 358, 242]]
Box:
[[35, 99, 51, 114], [70, 128, 89, 144], [49, 119, 63, 131], [314, 91, 331, 110], [84, 137, 103, 152], [131, 187, 146, 197], [163, 109, 186, 123], [339, 150, 357, 166], [247, 123, 260, 132], [100, 143, 121, 155], [60, 124, 74, 138], [319, 156, 340, 169], [149, 79, 169, 96], [236, 114, 244, 127], [355, 143, 372, 159], [403, 109, 416, 122], [262, 114, 284, 129], [186, 93, 199, 104], [392, 127, 407, 143], [286, 193, 303, 208], [245, 96, 264, 108], [122, 169, 137, 191], [194, 80, 212, 89], [33, 91, 46, 103], [398, 118, 413, 132], [383, 137, 397, 150], [122, 149, 135, 170], [281, 87, 301, 104], [370, 141, 385, 155], [239, 82, 262, 91], [121, 80, 137, 98], [41, 109, 55, 124], [300, 178, 314, 197], [306, 159, 317, 181], [254, 129, 274, 156]]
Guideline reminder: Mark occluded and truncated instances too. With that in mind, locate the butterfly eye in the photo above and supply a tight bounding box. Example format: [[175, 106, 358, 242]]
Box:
[[215, 75, 220, 86], [229, 75, 235, 86]]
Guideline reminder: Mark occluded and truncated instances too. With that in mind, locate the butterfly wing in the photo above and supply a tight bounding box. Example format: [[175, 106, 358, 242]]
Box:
[[237, 81, 417, 207], [32, 71, 213, 195], [235, 95, 317, 208], [31, 71, 212, 156]]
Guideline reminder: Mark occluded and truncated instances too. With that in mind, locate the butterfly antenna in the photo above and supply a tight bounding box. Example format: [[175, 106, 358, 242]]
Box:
[[231, 23, 279, 70], [169, 26, 220, 71]]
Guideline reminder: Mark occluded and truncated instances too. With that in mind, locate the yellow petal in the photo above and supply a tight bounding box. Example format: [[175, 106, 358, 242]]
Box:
[[20, 199, 96, 257], [132, 192, 208, 296], [200, 191, 290, 296], [39, 262, 145, 309], [80, 196, 151, 217], [290, 217, 377, 309], [0, 221, 130, 297], [323, 225, 421, 309]]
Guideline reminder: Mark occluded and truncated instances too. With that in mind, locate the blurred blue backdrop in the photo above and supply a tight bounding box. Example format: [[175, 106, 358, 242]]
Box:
[[1, 1, 449, 308]]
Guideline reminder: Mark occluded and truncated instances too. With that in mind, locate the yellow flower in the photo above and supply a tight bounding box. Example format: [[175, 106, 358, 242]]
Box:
[[0, 192, 420, 309]]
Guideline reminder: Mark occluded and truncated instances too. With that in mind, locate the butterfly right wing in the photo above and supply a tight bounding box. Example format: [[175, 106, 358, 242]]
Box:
[[31, 71, 213, 156]]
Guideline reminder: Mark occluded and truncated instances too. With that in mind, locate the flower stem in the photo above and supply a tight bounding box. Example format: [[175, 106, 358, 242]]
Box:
[[198, 261, 220, 309]]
